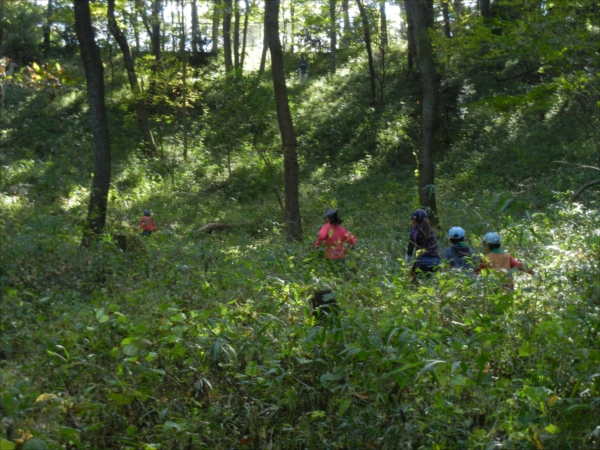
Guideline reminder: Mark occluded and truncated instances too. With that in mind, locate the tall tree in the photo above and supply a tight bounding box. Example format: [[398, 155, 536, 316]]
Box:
[[107, 0, 157, 155], [240, 0, 250, 70], [179, 0, 188, 159], [442, 0, 451, 38], [74, 0, 112, 245], [407, 0, 439, 222], [329, 0, 337, 74], [43, 0, 53, 53], [265, 0, 302, 241], [191, 0, 203, 53], [356, 0, 377, 102], [212, 0, 221, 53], [223, 0, 233, 71], [480, 0, 491, 21], [151, 0, 162, 61], [259, 5, 268, 76], [379, 0, 387, 47], [234, 0, 240, 68], [341, 0, 351, 47], [404, 0, 416, 69]]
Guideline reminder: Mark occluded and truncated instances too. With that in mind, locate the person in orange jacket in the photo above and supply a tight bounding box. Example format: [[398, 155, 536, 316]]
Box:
[[475, 231, 535, 290], [140, 210, 157, 237]]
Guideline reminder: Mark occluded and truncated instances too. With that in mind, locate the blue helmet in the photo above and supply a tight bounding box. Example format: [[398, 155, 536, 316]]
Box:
[[411, 209, 428, 223], [144, 210, 151, 216], [483, 231, 501, 245], [448, 226, 465, 240]]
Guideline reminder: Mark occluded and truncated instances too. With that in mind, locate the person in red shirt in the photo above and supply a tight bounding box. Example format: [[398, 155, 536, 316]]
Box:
[[139, 210, 157, 237], [314, 209, 357, 261]]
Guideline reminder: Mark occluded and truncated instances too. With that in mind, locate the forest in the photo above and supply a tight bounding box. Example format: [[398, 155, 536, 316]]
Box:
[[1, 0, 599, 448]]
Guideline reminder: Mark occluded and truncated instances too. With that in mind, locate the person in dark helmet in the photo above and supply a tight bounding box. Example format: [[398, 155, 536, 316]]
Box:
[[139, 210, 157, 237], [314, 209, 357, 261], [404, 209, 440, 280], [442, 226, 477, 270], [475, 231, 535, 290]]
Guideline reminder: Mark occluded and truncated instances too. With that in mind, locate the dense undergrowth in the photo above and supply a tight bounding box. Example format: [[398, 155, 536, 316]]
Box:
[[1, 44, 600, 449]]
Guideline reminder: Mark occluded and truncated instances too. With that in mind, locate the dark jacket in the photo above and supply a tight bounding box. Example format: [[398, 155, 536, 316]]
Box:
[[443, 243, 477, 270]]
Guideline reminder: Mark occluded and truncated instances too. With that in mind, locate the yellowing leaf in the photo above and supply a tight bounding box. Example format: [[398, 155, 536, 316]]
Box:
[[36, 393, 57, 403], [351, 392, 370, 401], [549, 395, 558, 406], [545, 424, 559, 434]]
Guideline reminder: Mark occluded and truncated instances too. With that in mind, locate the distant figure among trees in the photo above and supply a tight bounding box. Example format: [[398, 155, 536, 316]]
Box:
[[297, 55, 309, 82], [140, 210, 157, 237]]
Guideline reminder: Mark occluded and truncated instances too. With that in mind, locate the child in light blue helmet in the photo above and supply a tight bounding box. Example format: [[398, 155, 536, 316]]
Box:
[[475, 231, 535, 290], [442, 226, 477, 270]]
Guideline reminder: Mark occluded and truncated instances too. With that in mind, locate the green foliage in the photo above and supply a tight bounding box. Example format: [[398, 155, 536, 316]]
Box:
[[2, 1, 600, 448]]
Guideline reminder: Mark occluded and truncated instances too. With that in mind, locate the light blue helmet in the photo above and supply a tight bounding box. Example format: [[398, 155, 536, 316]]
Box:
[[448, 226, 465, 240], [483, 231, 501, 245]]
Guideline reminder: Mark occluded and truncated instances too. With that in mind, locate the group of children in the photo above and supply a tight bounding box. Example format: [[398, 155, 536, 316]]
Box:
[[315, 208, 535, 289], [141, 207, 535, 289]]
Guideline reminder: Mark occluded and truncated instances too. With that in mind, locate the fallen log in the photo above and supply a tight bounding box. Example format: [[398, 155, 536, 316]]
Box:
[[199, 223, 252, 233]]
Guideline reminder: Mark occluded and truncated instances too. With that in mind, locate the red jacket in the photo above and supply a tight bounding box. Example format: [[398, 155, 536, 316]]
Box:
[[140, 216, 157, 232], [314, 223, 357, 259]]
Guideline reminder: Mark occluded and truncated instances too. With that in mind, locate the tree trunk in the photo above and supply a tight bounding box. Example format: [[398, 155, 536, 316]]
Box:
[[442, 0, 451, 38], [329, 0, 336, 74], [74, 0, 112, 245], [151, 0, 162, 62], [240, 0, 250, 70], [341, 0, 350, 47], [43, 0, 53, 53], [290, 0, 295, 53], [265, 0, 302, 241], [407, 0, 439, 223], [480, 0, 491, 21], [356, 0, 377, 102], [380, 0, 387, 48], [107, 0, 157, 156], [212, 0, 221, 53], [191, 0, 202, 53], [259, 6, 268, 76], [223, 0, 233, 71], [404, 0, 416, 69], [126, 9, 141, 54], [234, 0, 240, 69], [398, 1, 407, 40], [180, 0, 188, 160]]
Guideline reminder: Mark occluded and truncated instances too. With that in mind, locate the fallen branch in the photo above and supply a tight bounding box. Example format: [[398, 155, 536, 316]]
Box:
[[199, 223, 252, 233], [572, 179, 600, 201], [553, 161, 600, 171]]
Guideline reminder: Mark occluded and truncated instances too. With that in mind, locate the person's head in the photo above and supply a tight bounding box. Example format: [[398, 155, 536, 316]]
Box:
[[482, 231, 501, 250], [411, 209, 428, 225], [144, 210, 151, 217], [301, 55, 306, 60], [448, 226, 465, 244], [411, 209, 433, 237], [324, 208, 342, 226]]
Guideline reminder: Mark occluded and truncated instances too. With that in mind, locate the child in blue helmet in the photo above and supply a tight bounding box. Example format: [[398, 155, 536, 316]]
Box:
[[475, 231, 535, 290], [442, 226, 477, 270], [404, 209, 440, 279]]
